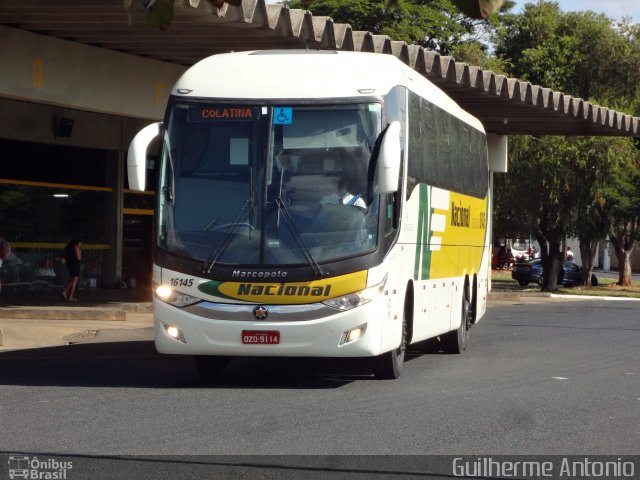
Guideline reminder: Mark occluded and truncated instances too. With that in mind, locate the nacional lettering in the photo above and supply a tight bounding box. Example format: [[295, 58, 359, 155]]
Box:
[[232, 270, 288, 279], [451, 201, 471, 228], [200, 107, 253, 119], [237, 283, 331, 298]]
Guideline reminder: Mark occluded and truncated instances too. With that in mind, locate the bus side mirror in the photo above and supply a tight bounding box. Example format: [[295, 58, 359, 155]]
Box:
[[127, 122, 162, 191], [377, 121, 401, 194]]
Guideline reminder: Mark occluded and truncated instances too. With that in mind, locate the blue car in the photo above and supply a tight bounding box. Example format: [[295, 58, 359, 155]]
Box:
[[512, 259, 544, 286], [512, 260, 597, 287]]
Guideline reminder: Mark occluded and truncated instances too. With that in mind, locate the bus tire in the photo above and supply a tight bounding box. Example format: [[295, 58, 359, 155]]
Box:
[[373, 312, 407, 379], [441, 288, 470, 354], [194, 355, 230, 378]]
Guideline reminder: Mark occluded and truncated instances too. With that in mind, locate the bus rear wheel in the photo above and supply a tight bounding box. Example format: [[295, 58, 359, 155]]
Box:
[[374, 314, 407, 379], [441, 289, 470, 354], [194, 355, 230, 379]]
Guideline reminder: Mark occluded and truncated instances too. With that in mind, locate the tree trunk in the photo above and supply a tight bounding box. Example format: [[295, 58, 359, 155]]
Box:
[[617, 249, 633, 287], [542, 239, 563, 292], [578, 240, 597, 286], [609, 235, 636, 287]]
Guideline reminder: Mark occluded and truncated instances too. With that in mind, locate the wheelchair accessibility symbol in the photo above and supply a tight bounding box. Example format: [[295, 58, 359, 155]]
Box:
[[273, 107, 293, 125]]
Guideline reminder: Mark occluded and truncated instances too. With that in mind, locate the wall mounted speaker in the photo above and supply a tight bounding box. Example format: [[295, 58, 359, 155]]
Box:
[[56, 117, 74, 138]]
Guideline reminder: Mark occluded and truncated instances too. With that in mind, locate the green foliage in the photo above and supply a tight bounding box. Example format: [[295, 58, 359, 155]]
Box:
[[144, 0, 174, 31], [494, 136, 575, 239], [492, 1, 640, 288], [493, 135, 639, 290], [288, 0, 502, 54], [494, 2, 640, 104], [603, 147, 640, 242], [449, 41, 511, 72], [450, 0, 505, 19]]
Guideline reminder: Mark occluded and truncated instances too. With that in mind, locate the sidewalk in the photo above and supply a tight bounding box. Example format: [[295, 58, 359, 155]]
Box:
[[1, 280, 637, 351], [0, 284, 554, 351], [0, 287, 153, 351]]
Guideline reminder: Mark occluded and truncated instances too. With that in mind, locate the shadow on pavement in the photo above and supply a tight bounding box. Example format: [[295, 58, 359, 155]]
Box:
[[0, 340, 442, 389], [0, 341, 412, 389]]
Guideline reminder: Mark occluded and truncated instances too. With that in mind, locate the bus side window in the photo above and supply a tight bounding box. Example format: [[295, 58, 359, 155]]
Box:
[[384, 193, 397, 235], [384, 163, 402, 235]]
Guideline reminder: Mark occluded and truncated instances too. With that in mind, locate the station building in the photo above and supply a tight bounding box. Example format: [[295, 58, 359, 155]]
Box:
[[0, 25, 185, 291]]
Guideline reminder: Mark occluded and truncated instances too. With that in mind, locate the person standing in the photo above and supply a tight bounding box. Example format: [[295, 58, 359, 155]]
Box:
[[565, 246, 574, 261], [61, 238, 82, 302]]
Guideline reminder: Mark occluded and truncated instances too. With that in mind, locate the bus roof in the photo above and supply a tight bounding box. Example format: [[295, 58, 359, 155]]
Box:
[[172, 50, 483, 132]]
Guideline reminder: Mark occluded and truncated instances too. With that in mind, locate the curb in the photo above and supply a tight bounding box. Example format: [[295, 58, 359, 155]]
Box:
[[549, 293, 640, 301]]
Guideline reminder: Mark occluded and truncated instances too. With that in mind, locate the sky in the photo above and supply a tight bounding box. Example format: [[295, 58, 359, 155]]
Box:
[[505, 0, 638, 23]]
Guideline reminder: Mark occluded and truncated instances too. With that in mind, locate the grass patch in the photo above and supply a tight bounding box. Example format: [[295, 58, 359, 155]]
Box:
[[491, 269, 640, 299], [491, 270, 516, 283], [556, 282, 640, 299]]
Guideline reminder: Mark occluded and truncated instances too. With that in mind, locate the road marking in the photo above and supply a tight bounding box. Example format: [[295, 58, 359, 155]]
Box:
[[552, 377, 568, 380]]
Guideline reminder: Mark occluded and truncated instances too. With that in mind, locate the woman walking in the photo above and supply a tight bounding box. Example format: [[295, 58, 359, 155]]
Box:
[[61, 238, 82, 302]]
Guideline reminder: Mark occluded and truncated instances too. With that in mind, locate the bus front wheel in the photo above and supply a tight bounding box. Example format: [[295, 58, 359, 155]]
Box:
[[373, 314, 407, 379]]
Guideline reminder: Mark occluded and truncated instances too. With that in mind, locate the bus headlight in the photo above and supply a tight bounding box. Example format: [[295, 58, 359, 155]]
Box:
[[154, 284, 201, 308], [339, 324, 367, 345], [164, 324, 186, 343], [323, 274, 387, 311]]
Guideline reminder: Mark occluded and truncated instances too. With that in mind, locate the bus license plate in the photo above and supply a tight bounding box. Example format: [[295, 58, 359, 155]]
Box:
[[242, 330, 280, 345]]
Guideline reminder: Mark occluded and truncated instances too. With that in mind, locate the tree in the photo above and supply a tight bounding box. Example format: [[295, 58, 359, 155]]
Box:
[[493, 2, 640, 288], [287, 0, 509, 55], [494, 3, 634, 101], [602, 147, 640, 287], [494, 136, 575, 291], [568, 138, 619, 286]]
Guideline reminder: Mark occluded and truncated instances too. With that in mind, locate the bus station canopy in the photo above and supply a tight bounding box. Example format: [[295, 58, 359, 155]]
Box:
[[1, 0, 638, 137]]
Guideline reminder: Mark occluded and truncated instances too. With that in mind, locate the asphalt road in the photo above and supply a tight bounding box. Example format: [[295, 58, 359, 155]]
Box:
[[0, 298, 638, 477]]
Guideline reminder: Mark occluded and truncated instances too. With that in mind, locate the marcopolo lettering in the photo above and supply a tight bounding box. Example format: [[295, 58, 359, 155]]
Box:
[[232, 270, 288, 279], [237, 283, 331, 297], [200, 107, 253, 119], [451, 201, 471, 228]]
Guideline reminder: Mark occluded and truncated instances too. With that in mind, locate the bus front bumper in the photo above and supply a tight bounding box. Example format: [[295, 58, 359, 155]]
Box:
[[153, 298, 388, 357]]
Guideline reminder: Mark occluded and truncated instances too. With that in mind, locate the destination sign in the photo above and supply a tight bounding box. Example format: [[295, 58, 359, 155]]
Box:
[[190, 105, 255, 122]]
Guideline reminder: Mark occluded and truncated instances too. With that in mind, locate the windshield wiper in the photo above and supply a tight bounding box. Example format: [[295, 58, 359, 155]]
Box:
[[202, 198, 252, 273], [274, 197, 326, 277], [203, 156, 257, 273]]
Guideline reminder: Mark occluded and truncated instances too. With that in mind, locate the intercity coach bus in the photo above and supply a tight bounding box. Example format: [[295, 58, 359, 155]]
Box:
[[127, 50, 506, 379]]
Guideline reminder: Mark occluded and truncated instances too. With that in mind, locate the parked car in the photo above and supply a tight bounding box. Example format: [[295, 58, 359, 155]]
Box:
[[511, 259, 544, 286], [559, 261, 599, 287], [512, 260, 598, 287]]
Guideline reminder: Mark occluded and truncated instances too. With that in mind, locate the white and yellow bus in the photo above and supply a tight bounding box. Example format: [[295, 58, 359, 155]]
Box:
[[128, 50, 505, 379]]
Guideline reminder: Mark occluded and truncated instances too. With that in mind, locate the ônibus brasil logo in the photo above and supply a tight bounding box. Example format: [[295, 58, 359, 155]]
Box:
[[7, 455, 73, 479]]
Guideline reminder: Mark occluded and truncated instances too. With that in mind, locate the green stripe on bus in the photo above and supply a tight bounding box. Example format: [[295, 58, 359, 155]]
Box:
[[414, 187, 424, 280], [414, 184, 432, 280], [422, 206, 432, 280]]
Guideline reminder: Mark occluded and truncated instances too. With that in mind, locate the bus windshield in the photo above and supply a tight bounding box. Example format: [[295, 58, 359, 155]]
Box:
[[157, 102, 382, 267]]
